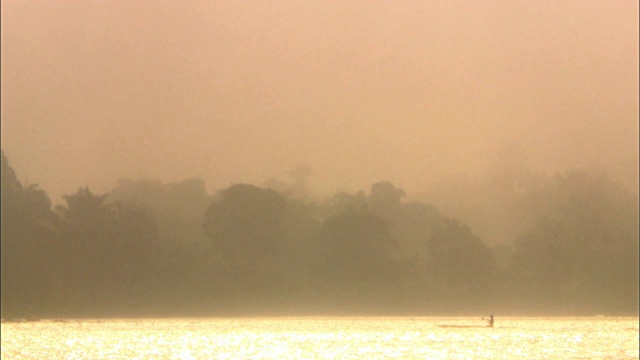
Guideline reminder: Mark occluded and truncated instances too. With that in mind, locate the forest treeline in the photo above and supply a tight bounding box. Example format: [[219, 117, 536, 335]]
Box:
[[1, 150, 638, 318]]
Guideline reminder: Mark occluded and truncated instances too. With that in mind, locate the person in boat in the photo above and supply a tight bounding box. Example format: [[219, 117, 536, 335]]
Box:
[[487, 315, 494, 327]]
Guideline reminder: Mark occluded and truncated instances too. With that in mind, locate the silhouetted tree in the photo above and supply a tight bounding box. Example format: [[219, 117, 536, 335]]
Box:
[[203, 184, 287, 263], [319, 207, 400, 299], [427, 218, 496, 288], [318, 190, 367, 220], [508, 171, 639, 314], [368, 181, 406, 211], [56, 187, 159, 314], [1, 150, 59, 317], [109, 177, 212, 243]]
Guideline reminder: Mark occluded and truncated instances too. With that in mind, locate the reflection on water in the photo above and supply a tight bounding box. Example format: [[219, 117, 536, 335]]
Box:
[[2, 317, 638, 359]]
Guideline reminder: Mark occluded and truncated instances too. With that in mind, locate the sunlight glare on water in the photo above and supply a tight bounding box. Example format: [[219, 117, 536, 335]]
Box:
[[2, 317, 638, 359]]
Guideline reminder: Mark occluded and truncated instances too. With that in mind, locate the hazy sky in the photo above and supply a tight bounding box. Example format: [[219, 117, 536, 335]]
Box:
[[2, 1, 638, 203]]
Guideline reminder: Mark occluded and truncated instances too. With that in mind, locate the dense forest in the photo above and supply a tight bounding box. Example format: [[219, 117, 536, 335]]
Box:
[[1, 149, 638, 318]]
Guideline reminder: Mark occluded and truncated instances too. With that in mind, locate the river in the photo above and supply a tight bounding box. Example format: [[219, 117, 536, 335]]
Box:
[[2, 317, 638, 359]]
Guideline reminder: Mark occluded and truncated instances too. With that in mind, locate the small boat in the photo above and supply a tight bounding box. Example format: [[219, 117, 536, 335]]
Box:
[[436, 324, 492, 328], [436, 315, 495, 328]]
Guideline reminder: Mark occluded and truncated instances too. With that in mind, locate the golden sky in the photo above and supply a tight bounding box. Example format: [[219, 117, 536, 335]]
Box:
[[2, 1, 638, 202]]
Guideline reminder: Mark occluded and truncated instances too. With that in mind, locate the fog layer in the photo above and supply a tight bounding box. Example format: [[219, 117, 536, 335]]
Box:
[[2, 1, 638, 202]]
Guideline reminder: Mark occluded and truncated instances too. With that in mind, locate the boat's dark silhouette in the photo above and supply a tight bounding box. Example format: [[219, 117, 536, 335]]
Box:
[[436, 315, 494, 328], [436, 324, 492, 328]]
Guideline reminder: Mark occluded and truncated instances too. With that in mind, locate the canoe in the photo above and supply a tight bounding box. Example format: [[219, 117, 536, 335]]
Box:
[[436, 324, 492, 328]]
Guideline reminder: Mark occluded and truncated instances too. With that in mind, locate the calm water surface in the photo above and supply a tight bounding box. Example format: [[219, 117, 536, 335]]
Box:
[[2, 317, 638, 359]]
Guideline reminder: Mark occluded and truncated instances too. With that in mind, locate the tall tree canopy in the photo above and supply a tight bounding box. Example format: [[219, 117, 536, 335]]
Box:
[[203, 184, 287, 263], [55, 187, 159, 314], [1, 150, 58, 317], [509, 171, 639, 313]]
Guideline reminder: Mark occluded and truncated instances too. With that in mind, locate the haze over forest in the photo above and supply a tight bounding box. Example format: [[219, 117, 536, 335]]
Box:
[[2, 1, 638, 202], [1, 1, 638, 318]]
